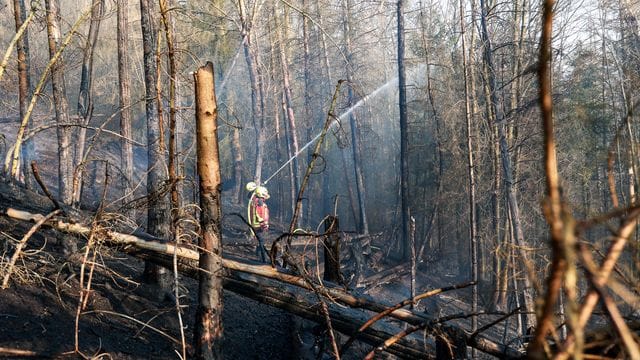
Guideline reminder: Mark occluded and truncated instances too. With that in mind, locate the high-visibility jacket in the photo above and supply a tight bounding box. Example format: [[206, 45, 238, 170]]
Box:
[[248, 193, 269, 231]]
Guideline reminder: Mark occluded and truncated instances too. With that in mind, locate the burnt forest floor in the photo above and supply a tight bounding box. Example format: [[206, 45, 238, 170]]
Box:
[[0, 170, 535, 360]]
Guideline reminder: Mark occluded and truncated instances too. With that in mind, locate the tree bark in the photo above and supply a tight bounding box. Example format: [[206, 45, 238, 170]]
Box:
[[12, 0, 32, 186], [140, 0, 171, 289], [459, 0, 479, 349], [74, 0, 104, 207], [194, 62, 223, 360], [274, 5, 301, 224], [238, 0, 266, 183], [159, 0, 180, 221], [323, 216, 341, 283], [343, 0, 369, 235], [117, 0, 133, 210], [45, 0, 74, 205], [397, 0, 410, 260]]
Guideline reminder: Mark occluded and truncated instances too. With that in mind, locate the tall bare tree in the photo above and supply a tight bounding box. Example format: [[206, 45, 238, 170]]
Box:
[[274, 3, 301, 220], [159, 0, 180, 220], [117, 0, 134, 209], [73, 0, 104, 207], [459, 0, 478, 347], [140, 0, 170, 289], [397, 0, 410, 259], [238, 0, 266, 183], [12, 0, 32, 186], [45, 0, 74, 205], [343, 0, 369, 235]]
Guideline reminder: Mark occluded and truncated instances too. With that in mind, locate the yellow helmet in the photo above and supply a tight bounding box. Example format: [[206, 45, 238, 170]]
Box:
[[245, 181, 257, 192], [255, 186, 269, 198]]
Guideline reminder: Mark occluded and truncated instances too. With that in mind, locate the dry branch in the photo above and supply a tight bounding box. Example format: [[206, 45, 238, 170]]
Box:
[[340, 281, 474, 356], [0, 347, 42, 358], [1, 209, 61, 289], [1, 206, 524, 359]]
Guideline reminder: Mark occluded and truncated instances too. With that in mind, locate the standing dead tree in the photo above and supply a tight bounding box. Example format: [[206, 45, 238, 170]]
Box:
[[45, 0, 74, 205], [11, 0, 34, 185], [193, 62, 223, 360], [116, 0, 133, 210], [73, 0, 104, 208], [140, 0, 171, 289]]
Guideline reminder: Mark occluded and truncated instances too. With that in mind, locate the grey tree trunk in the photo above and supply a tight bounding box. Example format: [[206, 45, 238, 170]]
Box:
[[238, 0, 266, 183], [232, 122, 244, 203], [194, 61, 224, 360], [45, 0, 73, 205], [13, 0, 32, 186], [302, 0, 314, 224], [397, 0, 410, 260], [459, 0, 478, 353], [159, 0, 180, 220], [274, 7, 301, 223], [117, 0, 133, 210], [343, 0, 369, 235], [74, 0, 104, 207], [140, 0, 170, 289]]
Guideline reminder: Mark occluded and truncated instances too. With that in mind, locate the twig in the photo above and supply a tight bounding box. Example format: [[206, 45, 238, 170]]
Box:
[[0, 347, 43, 358], [284, 253, 341, 360], [30, 161, 64, 212], [74, 163, 109, 354], [578, 244, 640, 359], [362, 321, 426, 360], [1, 209, 61, 289], [469, 307, 523, 339], [555, 207, 640, 359], [84, 310, 183, 346], [339, 281, 474, 356]]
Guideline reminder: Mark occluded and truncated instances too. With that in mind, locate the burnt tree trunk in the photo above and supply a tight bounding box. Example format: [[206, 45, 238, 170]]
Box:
[[397, 0, 410, 260], [323, 216, 341, 283], [343, 0, 369, 235], [194, 61, 223, 360], [140, 0, 171, 289], [159, 0, 180, 221]]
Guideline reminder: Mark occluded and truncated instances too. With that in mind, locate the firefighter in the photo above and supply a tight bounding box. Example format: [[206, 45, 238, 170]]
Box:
[[246, 182, 270, 262], [246, 182, 270, 233]]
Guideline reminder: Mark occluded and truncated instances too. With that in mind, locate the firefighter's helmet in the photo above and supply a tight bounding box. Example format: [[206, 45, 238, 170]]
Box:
[[245, 181, 257, 192]]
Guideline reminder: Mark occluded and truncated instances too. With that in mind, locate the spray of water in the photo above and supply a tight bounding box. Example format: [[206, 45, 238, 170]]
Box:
[[263, 77, 399, 185], [218, 45, 244, 93]]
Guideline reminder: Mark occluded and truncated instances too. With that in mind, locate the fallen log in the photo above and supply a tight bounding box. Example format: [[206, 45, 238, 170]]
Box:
[[225, 276, 429, 359], [2, 206, 524, 359], [361, 262, 410, 289], [90, 232, 432, 359]]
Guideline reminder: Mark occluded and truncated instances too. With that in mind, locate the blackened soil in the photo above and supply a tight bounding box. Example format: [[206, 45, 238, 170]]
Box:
[[0, 217, 300, 360]]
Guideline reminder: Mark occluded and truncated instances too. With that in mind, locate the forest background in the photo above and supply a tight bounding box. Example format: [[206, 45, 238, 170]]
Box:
[[1, 0, 640, 358]]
